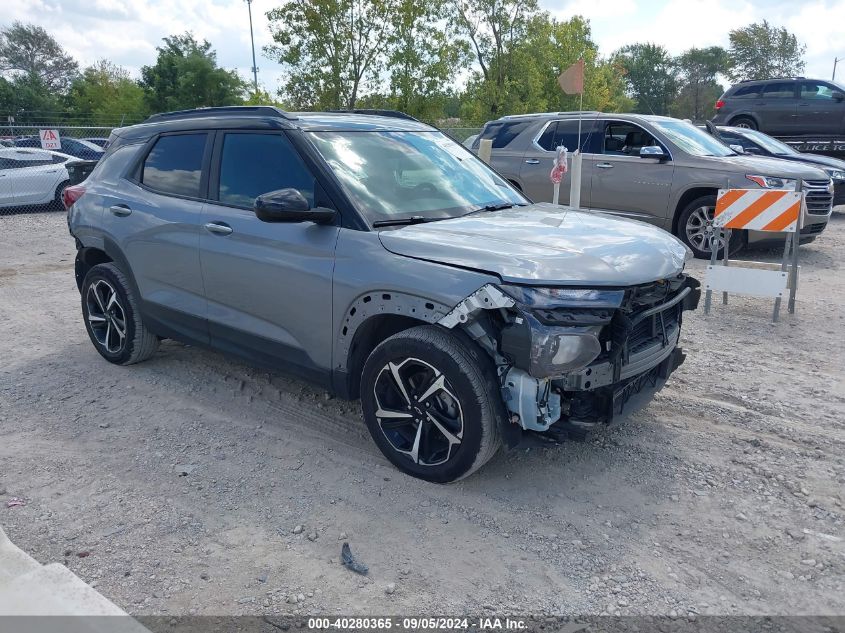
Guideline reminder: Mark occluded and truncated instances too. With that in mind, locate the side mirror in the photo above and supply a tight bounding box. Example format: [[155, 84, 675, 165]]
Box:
[[832, 91, 845, 102], [639, 145, 667, 160], [254, 188, 336, 224], [729, 144, 746, 154]]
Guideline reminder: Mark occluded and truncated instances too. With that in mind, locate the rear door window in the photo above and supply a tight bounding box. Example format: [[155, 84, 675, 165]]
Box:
[[216, 132, 315, 208], [761, 82, 796, 99], [141, 133, 208, 198], [536, 120, 597, 152]]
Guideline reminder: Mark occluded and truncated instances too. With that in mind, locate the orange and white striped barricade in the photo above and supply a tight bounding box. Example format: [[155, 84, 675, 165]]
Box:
[[703, 183, 805, 322]]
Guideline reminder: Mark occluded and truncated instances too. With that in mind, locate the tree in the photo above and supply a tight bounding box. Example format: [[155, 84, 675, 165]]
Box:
[[265, 0, 396, 110], [613, 43, 678, 115], [384, 0, 466, 119], [140, 33, 247, 113], [506, 15, 631, 115], [728, 21, 805, 81], [672, 46, 729, 120], [0, 73, 62, 123], [0, 22, 79, 92], [452, 0, 540, 117], [68, 60, 147, 124]]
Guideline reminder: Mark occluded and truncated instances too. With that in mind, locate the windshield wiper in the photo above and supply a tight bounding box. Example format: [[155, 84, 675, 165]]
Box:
[[463, 202, 525, 217], [372, 216, 431, 228]]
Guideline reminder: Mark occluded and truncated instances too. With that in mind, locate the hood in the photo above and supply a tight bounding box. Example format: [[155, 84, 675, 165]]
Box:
[[776, 152, 845, 172], [705, 154, 831, 180], [378, 204, 688, 286]]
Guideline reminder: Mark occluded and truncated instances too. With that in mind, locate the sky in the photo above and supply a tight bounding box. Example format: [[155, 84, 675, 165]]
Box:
[[5, 0, 845, 96]]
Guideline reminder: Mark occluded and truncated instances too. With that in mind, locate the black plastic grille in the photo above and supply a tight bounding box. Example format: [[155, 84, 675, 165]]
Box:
[[804, 179, 833, 215]]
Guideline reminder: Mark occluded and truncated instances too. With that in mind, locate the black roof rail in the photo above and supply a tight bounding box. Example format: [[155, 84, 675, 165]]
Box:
[[738, 76, 805, 83], [144, 106, 296, 123], [325, 109, 421, 122]]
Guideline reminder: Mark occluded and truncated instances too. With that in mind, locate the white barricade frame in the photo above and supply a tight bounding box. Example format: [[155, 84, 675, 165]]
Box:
[[703, 184, 806, 322]]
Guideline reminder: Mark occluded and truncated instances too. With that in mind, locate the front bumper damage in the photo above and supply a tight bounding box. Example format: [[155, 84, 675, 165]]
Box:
[[438, 276, 701, 439]]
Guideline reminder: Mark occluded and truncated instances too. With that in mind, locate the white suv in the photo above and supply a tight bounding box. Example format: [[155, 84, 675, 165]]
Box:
[[0, 148, 72, 210]]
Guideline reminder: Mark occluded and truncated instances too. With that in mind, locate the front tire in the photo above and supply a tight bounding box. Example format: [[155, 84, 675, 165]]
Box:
[[677, 194, 744, 259], [81, 263, 159, 365], [361, 325, 503, 483]]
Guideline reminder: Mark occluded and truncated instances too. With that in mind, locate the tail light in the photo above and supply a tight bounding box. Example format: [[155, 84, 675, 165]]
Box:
[[715, 99, 725, 111], [62, 184, 86, 210]]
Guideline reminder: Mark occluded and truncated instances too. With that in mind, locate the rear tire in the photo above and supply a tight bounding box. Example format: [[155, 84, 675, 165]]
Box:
[[731, 116, 757, 130], [361, 325, 503, 483], [81, 263, 159, 365], [677, 194, 744, 259]]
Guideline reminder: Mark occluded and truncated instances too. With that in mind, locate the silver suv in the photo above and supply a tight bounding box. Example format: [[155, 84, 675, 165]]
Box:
[[67, 106, 700, 482], [473, 112, 833, 258]]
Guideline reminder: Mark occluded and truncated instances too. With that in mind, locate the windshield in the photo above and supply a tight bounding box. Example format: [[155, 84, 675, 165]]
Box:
[[738, 129, 798, 155], [308, 131, 526, 225], [652, 119, 734, 157]]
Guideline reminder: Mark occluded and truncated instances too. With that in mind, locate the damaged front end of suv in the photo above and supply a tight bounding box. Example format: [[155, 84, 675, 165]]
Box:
[[438, 275, 701, 442]]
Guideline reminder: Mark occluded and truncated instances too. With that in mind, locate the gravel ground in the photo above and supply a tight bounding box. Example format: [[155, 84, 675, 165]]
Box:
[[0, 211, 843, 618]]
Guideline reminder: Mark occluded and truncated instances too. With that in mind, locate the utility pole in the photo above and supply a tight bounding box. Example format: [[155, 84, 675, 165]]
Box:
[[245, 0, 259, 95], [834, 57, 843, 81]]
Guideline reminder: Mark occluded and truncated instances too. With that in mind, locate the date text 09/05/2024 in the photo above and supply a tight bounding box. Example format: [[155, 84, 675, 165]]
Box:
[[307, 617, 530, 630]]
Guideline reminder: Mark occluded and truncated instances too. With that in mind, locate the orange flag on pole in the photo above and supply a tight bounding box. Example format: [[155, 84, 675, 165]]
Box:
[[558, 58, 584, 95]]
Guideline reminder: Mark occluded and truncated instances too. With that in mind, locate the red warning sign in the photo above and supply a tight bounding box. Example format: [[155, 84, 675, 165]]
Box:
[[39, 129, 61, 150]]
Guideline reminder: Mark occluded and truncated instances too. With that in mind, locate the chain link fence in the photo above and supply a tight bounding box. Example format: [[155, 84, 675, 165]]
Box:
[[0, 120, 486, 217], [1, 125, 110, 216]]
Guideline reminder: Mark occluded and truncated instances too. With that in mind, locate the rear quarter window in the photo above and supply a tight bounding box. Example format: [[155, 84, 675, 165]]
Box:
[[731, 85, 761, 99], [477, 120, 533, 149]]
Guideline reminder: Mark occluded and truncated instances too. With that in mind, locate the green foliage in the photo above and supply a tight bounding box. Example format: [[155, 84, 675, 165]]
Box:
[[68, 60, 147, 124], [672, 46, 729, 120], [613, 43, 677, 116], [140, 33, 247, 112], [728, 20, 806, 82], [0, 21, 79, 92], [0, 73, 62, 122], [265, 0, 396, 110], [451, 0, 539, 117], [384, 0, 466, 120]]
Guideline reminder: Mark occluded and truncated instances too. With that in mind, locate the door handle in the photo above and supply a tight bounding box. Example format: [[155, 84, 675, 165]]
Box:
[[524, 159, 540, 164], [109, 204, 132, 217], [204, 222, 233, 236], [596, 162, 614, 169]]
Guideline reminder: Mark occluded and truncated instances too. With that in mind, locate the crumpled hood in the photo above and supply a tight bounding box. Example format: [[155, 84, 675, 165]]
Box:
[[378, 203, 689, 286]]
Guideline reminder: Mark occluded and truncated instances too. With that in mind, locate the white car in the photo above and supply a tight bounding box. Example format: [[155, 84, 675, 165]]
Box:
[[0, 148, 73, 209]]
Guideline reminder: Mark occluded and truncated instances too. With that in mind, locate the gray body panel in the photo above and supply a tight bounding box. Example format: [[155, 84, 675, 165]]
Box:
[[379, 203, 687, 286], [199, 202, 340, 372]]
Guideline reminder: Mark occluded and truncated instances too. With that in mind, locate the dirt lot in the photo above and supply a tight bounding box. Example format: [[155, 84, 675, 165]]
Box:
[[1, 211, 843, 618]]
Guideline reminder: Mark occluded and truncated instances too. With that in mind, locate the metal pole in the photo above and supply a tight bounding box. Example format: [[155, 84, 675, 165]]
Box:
[[721, 228, 731, 305], [834, 57, 842, 81], [704, 232, 719, 315], [246, 0, 259, 95], [787, 179, 803, 314]]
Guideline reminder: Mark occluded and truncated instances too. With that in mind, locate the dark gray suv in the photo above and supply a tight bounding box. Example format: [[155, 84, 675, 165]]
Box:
[[712, 77, 845, 135], [66, 106, 700, 482]]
